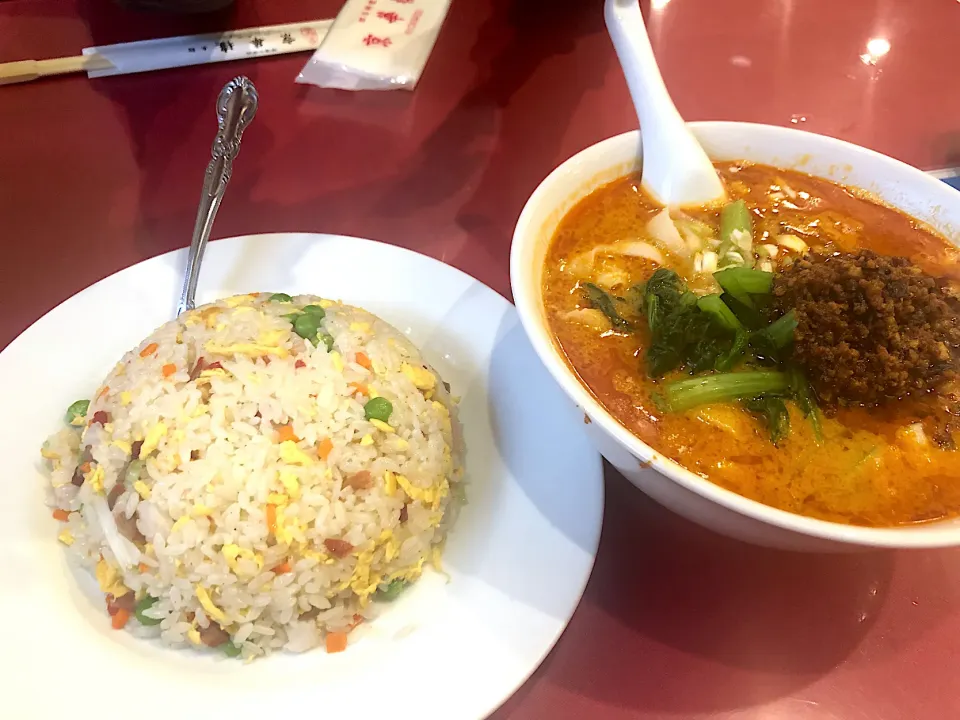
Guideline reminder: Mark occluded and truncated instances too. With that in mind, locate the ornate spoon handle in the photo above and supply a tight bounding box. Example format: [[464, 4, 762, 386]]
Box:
[[176, 76, 258, 316]]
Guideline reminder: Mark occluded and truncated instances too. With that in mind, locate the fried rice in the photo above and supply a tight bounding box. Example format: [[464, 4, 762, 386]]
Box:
[[41, 293, 465, 659]]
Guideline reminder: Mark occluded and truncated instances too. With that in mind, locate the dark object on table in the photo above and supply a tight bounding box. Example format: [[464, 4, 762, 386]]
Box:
[[115, 0, 234, 12]]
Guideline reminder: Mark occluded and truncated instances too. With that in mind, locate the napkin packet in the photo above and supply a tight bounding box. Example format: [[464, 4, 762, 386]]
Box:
[[297, 0, 453, 91]]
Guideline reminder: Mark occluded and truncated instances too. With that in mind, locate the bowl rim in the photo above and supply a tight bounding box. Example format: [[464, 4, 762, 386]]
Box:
[[511, 120, 960, 549]]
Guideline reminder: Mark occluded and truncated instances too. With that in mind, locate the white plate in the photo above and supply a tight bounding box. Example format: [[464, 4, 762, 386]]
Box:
[[0, 234, 603, 720]]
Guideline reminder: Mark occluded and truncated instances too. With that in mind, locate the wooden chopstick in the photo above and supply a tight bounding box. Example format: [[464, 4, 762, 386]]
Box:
[[0, 55, 115, 86]]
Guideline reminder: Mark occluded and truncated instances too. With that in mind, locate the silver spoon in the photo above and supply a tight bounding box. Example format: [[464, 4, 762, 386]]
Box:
[[176, 76, 258, 316]]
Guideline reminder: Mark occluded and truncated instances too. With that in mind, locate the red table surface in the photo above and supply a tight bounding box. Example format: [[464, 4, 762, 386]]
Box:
[[3, 0, 960, 717]]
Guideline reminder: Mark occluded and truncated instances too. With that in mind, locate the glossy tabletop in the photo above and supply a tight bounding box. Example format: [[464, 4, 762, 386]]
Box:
[[2, 0, 960, 717]]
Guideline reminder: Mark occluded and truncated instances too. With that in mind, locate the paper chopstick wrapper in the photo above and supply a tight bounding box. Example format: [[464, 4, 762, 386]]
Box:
[[297, 0, 453, 91], [82, 20, 332, 78]]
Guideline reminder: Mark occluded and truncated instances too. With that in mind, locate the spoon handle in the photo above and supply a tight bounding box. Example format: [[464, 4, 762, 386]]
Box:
[[176, 76, 259, 316], [605, 0, 725, 207]]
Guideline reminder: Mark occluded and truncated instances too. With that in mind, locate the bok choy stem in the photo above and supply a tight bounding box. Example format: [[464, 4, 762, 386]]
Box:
[[658, 370, 789, 412]]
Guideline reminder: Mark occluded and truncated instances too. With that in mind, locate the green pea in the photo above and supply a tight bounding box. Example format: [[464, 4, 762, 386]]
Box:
[[301, 304, 326, 320], [269, 293, 293, 302], [65, 399, 90, 425], [364, 397, 393, 423], [135, 595, 162, 626], [376, 579, 406, 602], [293, 313, 320, 340], [222, 640, 242, 658], [320, 332, 335, 352]]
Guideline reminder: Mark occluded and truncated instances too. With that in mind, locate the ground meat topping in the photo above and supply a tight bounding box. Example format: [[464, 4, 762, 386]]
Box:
[[773, 250, 960, 407]]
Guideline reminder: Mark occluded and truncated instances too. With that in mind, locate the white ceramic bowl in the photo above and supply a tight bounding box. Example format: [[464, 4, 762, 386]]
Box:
[[511, 122, 960, 552]]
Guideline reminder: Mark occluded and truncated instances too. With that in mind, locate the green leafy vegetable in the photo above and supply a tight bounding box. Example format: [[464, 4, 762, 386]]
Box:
[[269, 292, 293, 302], [376, 579, 407, 602], [302, 304, 326, 319], [658, 370, 789, 413], [135, 595, 162, 626], [65, 399, 90, 425], [364, 397, 393, 423], [742, 395, 791, 445], [718, 199, 754, 268], [713, 267, 773, 310], [582, 283, 632, 329], [752, 310, 797, 361], [788, 366, 823, 443], [319, 331, 335, 352]]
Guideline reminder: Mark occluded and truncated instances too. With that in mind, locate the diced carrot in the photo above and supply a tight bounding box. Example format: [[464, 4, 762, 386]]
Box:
[[140, 343, 159, 358], [111, 607, 130, 630], [326, 631, 348, 654], [161, 363, 177, 377], [266, 504, 277, 535], [348, 382, 368, 396], [274, 561, 292, 574], [138, 562, 149, 572], [317, 437, 334, 461], [97, 386, 110, 400], [355, 352, 372, 370], [276, 424, 300, 443], [295, 359, 306, 369], [52, 508, 70, 522]]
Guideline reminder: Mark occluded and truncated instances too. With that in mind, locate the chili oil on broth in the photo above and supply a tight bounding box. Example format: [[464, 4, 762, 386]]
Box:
[[542, 162, 960, 527]]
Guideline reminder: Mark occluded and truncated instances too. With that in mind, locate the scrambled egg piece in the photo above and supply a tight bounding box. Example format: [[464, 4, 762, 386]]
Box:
[[349, 549, 382, 605], [191, 504, 213, 517], [112, 440, 132, 454], [140, 422, 168, 458], [69, 414, 86, 428], [204, 342, 289, 359], [58, 529, 74, 546], [303, 548, 336, 565], [395, 473, 448, 510], [87, 465, 105, 494], [199, 368, 229, 379], [95, 559, 128, 597], [133, 481, 151, 499], [359, 434, 374, 446], [222, 544, 264, 574], [318, 299, 334, 309], [223, 294, 257, 308], [388, 557, 426, 584], [279, 441, 313, 466], [381, 530, 399, 562], [330, 352, 344, 373], [349, 322, 371, 334], [401, 363, 436, 391], [258, 329, 287, 346], [267, 492, 289, 504], [274, 507, 306, 546], [384, 470, 397, 496], [170, 516, 190, 534], [370, 419, 395, 433], [120, 391, 132, 406], [195, 585, 228, 623], [187, 628, 202, 645], [279, 470, 301, 500], [40, 447, 60, 460]]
